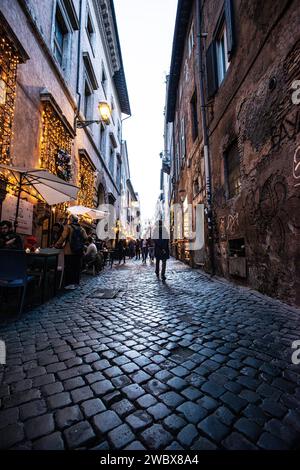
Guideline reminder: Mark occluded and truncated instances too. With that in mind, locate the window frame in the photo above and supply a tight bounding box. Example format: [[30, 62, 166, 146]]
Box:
[[86, 7, 95, 53], [52, 0, 73, 75]]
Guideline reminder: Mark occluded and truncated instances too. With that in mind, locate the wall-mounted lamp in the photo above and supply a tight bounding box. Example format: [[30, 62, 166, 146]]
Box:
[[75, 101, 112, 129]]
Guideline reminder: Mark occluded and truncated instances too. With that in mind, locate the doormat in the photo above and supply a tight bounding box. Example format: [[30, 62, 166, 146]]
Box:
[[88, 288, 120, 299]]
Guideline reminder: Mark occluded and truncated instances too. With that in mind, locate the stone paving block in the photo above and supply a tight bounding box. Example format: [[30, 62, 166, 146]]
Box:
[[221, 392, 247, 413], [257, 432, 288, 450], [177, 402, 208, 424], [141, 424, 173, 450], [20, 399, 47, 421], [102, 390, 122, 406], [124, 440, 146, 450], [81, 398, 106, 418], [91, 380, 114, 396], [42, 382, 64, 396], [47, 392, 72, 410], [71, 386, 93, 404], [55, 405, 83, 429], [167, 377, 188, 391], [111, 399, 135, 417], [64, 376, 86, 390], [234, 417, 261, 442], [163, 414, 187, 433], [111, 375, 131, 388], [130, 370, 151, 384], [260, 399, 287, 419], [64, 421, 96, 449], [191, 437, 217, 450], [93, 410, 122, 434], [25, 414, 55, 440], [201, 381, 225, 399], [148, 403, 171, 420], [0, 423, 24, 449], [214, 406, 235, 427], [122, 383, 145, 400], [3, 389, 41, 408], [33, 432, 64, 450], [265, 418, 299, 445], [144, 379, 169, 396], [160, 391, 185, 408], [222, 432, 258, 450], [198, 415, 229, 443], [125, 410, 152, 431], [0, 407, 19, 429], [177, 424, 198, 447], [108, 423, 135, 449]]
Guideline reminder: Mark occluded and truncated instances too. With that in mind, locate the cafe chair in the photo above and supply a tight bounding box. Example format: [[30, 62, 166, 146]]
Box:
[[0, 250, 35, 317]]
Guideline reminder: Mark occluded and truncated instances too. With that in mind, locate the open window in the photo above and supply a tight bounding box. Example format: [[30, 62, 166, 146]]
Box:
[[206, 0, 235, 98]]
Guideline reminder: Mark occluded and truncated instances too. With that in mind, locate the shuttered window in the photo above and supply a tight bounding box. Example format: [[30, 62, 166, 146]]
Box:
[[206, 0, 235, 97]]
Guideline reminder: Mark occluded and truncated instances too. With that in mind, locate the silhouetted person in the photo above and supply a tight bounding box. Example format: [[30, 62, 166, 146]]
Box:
[[154, 220, 170, 281]]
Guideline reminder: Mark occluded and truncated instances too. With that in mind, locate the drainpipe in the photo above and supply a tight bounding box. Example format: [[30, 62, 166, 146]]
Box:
[[75, 0, 83, 126], [195, 0, 215, 275]]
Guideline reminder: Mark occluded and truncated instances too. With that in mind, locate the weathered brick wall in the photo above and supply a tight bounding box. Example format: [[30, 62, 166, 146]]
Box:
[[205, 0, 300, 305]]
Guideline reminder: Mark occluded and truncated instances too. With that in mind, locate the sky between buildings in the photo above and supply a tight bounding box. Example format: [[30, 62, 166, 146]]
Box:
[[114, 0, 178, 222]]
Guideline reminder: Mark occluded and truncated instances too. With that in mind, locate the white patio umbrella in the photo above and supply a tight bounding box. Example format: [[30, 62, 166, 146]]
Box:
[[68, 205, 108, 220], [0, 164, 79, 227]]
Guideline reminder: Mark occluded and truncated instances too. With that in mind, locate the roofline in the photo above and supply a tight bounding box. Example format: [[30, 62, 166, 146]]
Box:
[[166, 0, 193, 123], [110, 0, 131, 116]]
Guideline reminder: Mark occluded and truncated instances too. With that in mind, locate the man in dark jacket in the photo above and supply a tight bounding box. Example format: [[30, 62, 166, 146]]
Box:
[[154, 220, 170, 281], [0, 220, 23, 250]]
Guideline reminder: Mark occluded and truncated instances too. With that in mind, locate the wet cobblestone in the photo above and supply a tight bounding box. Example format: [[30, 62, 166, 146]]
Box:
[[0, 259, 300, 449]]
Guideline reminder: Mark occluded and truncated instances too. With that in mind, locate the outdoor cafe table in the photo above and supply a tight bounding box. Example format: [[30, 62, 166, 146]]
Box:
[[26, 248, 61, 303]]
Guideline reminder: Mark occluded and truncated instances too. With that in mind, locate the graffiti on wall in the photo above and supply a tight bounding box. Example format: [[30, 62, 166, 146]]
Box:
[[270, 108, 300, 152], [226, 213, 239, 235]]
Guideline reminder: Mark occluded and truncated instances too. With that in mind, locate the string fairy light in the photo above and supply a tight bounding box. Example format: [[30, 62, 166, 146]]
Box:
[[0, 28, 19, 184], [77, 156, 96, 208]]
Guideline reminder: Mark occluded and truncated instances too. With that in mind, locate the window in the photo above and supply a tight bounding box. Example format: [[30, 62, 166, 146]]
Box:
[[206, 0, 235, 98], [86, 10, 95, 48], [83, 80, 92, 119], [101, 66, 107, 97], [190, 91, 198, 141], [109, 148, 114, 176], [117, 121, 121, 142], [225, 141, 241, 199], [180, 118, 186, 160], [188, 23, 194, 57], [53, 7, 67, 66], [116, 156, 121, 190], [216, 24, 229, 86]]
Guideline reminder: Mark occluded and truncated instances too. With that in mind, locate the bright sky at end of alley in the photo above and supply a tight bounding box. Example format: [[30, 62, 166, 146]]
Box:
[[114, 0, 178, 222]]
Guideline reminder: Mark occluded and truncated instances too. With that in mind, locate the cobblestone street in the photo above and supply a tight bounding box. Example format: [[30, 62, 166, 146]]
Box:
[[0, 259, 300, 450]]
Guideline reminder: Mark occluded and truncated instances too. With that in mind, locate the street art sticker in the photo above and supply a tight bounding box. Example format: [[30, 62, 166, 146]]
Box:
[[219, 216, 227, 240], [293, 145, 300, 187]]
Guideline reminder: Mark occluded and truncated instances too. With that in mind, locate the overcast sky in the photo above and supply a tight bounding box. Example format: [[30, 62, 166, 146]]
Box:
[[114, 0, 177, 221]]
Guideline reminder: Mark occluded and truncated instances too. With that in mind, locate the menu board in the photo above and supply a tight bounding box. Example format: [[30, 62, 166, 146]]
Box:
[[1, 194, 33, 235]]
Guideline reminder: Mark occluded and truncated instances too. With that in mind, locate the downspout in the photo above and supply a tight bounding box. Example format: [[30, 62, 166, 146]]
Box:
[[75, 0, 83, 126], [196, 0, 215, 275]]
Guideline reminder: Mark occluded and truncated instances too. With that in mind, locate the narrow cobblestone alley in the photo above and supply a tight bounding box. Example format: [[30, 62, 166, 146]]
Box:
[[0, 259, 300, 451]]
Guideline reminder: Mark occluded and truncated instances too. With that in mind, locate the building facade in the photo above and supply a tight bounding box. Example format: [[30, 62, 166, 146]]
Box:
[[165, 0, 300, 306], [0, 0, 131, 246]]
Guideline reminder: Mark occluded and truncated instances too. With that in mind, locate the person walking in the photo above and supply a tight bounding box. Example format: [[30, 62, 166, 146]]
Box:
[[141, 238, 148, 264], [148, 238, 155, 264], [154, 220, 170, 281], [55, 214, 87, 289], [117, 239, 126, 264], [135, 239, 141, 260]]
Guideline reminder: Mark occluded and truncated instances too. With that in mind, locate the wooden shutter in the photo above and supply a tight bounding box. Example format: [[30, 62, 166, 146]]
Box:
[[206, 41, 218, 98], [225, 0, 235, 59]]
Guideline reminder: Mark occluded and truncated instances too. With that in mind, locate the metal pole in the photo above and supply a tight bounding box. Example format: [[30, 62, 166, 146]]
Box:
[[196, 0, 215, 275], [14, 173, 23, 231]]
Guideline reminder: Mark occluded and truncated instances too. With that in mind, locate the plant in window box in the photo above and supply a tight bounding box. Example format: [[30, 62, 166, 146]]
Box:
[[55, 149, 72, 181]]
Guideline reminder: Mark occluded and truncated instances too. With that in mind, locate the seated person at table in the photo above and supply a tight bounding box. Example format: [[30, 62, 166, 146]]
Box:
[[83, 236, 97, 268], [0, 220, 23, 250]]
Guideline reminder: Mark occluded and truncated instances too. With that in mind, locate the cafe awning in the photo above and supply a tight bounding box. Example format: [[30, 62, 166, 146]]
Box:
[[68, 205, 108, 220], [0, 164, 79, 227]]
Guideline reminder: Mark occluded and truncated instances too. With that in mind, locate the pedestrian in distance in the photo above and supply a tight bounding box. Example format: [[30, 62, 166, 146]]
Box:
[[141, 238, 148, 264], [154, 220, 170, 281], [117, 239, 126, 264], [148, 238, 155, 264], [135, 239, 141, 260], [55, 214, 87, 290]]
